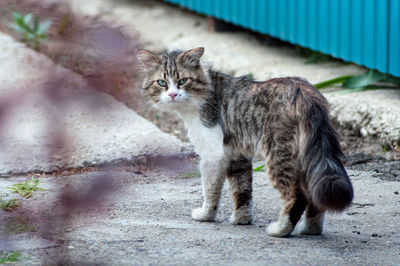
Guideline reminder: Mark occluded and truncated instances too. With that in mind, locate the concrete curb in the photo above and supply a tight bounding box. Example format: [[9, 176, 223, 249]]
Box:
[[327, 90, 400, 148]]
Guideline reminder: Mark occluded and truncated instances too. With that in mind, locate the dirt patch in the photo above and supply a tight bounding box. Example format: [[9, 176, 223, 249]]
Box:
[[334, 120, 400, 181], [344, 153, 400, 182]]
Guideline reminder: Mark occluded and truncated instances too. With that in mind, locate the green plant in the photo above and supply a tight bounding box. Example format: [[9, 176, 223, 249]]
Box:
[[253, 165, 265, 172], [8, 178, 45, 198], [314, 70, 400, 91], [0, 197, 21, 211], [313, 75, 354, 90], [0, 251, 21, 263], [179, 169, 201, 178], [5, 217, 36, 234], [383, 145, 388, 153], [9, 12, 51, 51], [246, 73, 254, 81]]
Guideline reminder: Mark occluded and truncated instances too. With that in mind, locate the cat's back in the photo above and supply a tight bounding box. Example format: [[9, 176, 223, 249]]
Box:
[[227, 76, 329, 115]]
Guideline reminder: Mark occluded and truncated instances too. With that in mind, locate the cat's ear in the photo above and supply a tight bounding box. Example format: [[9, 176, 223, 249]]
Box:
[[136, 49, 161, 71], [182, 47, 204, 66]]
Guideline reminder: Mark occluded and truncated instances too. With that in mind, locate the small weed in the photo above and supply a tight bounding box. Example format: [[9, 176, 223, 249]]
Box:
[[0, 251, 21, 263], [179, 169, 201, 178], [5, 217, 36, 234], [0, 197, 21, 211], [9, 12, 51, 51], [314, 70, 400, 91], [8, 178, 45, 198], [383, 145, 388, 153], [246, 73, 254, 80], [57, 12, 71, 35], [313, 75, 353, 90], [253, 165, 265, 172]]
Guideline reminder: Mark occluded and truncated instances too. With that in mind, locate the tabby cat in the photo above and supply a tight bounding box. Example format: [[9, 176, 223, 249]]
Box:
[[137, 47, 353, 237]]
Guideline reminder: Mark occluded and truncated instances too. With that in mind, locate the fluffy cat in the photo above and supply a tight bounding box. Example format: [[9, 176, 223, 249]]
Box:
[[137, 47, 353, 237]]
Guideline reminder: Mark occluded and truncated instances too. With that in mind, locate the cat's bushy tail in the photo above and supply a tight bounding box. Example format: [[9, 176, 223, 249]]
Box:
[[299, 91, 353, 212]]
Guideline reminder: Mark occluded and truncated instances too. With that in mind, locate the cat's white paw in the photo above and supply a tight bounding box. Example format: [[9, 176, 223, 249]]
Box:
[[191, 207, 216, 222], [230, 208, 253, 225], [266, 215, 293, 237], [297, 218, 323, 235]]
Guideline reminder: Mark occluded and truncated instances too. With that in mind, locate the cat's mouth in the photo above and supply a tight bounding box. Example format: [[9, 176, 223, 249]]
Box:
[[166, 98, 185, 104]]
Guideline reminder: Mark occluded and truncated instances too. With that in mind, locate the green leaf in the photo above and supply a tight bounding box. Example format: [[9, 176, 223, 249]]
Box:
[[8, 179, 45, 198], [8, 22, 23, 32], [342, 70, 385, 88], [26, 32, 35, 40], [12, 12, 22, 22], [253, 165, 265, 172], [37, 20, 51, 35], [12, 14, 33, 34], [23, 13, 33, 26], [313, 75, 353, 89], [33, 17, 40, 32], [382, 76, 400, 84], [0, 251, 21, 263]]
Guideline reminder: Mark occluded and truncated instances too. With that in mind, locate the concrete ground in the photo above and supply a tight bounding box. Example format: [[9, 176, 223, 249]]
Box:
[[0, 0, 400, 265], [1, 167, 399, 265]]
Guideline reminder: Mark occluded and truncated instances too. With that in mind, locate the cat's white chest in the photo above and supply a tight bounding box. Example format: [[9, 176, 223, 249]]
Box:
[[180, 113, 225, 160]]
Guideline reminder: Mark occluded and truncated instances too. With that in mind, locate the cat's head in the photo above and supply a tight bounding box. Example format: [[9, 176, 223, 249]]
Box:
[[136, 47, 211, 112]]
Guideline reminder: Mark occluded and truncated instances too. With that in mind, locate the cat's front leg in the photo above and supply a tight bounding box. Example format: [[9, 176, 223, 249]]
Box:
[[191, 158, 226, 222]]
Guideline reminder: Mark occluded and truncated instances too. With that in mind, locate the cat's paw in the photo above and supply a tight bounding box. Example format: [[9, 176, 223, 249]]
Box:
[[191, 208, 216, 222], [230, 208, 253, 225], [297, 219, 323, 235], [266, 215, 293, 237]]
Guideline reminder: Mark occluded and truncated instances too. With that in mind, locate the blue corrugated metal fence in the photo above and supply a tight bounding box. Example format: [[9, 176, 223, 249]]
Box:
[[164, 0, 400, 77]]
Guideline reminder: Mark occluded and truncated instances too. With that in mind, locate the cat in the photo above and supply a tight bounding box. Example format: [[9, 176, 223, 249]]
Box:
[[137, 47, 353, 237]]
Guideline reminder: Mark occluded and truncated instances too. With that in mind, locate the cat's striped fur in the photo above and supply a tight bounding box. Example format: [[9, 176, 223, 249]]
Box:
[[137, 47, 353, 237]]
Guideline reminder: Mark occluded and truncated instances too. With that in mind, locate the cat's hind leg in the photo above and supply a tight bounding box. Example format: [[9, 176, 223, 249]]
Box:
[[191, 158, 226, 222], [297, 204, 324, 235], [226, 157, 253, 225], [265, 156, 307, 237], [266, 190, 307, 237]]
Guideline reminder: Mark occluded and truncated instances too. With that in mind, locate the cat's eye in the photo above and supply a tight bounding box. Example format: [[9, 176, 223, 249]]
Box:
[[157, 79, 168, 87], [178, 78, 188, 86]]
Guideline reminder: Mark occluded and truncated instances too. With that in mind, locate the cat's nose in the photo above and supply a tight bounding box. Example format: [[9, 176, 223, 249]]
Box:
[[168, 92, 178, 100]]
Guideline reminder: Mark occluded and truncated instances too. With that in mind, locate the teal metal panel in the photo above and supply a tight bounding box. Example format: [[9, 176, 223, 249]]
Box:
[[330, 0, 340, 57], [350, 0, 362, 65], [308, 0, 318, 49], [276, 0, 287, 41], [363, 0, 375, 67], [254, 0, 268, 33], [287, 0, 298, 43], [249, 0, 257, 30], [297, 0, 309, 47], [163, 0, 400, 77], [375, 0, 389, 72], [339, 0, 351, 60], [389, 0, 400, 76], [267, 0, 277, 37]]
